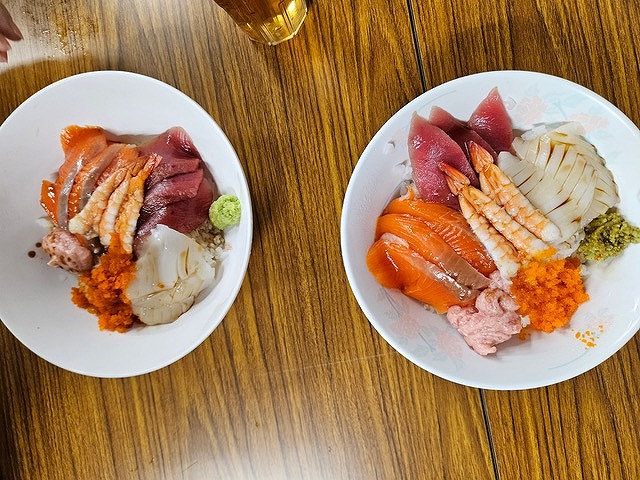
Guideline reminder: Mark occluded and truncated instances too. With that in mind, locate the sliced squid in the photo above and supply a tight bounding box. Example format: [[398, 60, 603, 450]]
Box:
[[498, 122, 619, 253], [127, 225, 216, 325]]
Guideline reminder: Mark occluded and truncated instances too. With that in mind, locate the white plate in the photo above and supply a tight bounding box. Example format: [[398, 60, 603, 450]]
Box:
[[341, 70, 640, 390], [0, 71, 253, 378]]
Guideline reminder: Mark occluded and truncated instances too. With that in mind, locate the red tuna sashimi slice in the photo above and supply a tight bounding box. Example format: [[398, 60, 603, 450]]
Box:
[[376, 214, 490, 290], [383, 197, 497, 276], [408, 113, 479, 210], [138, 126, 201, 162], [134, 176, 214, 253], [41, 126, 109, 227], [133, 127, 220, 253], [467, 87, 513, 153], [146, 157, 200, 188], [428, 106, 497, 158], [366, 238, 476, 314], [138, 126, 219, 196], [141, 168, 204, 215]]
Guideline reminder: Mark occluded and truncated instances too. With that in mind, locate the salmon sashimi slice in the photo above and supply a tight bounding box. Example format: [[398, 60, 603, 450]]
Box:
[[40, 179, 61, 225], [58, 126, 107, 173], [384, 195, 474, 232], [376, 214, 490, 290], [383, 197, 497, 276], [366, 239, 476, 314], [41, 126, 109, 227], [67, 143, 127, 219]]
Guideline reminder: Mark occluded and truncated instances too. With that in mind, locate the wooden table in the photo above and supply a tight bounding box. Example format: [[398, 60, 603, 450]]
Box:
[[1, 0, 640, 478]]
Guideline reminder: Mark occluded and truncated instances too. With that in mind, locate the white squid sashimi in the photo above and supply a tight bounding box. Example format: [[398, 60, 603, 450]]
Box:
[[589, 161, 619, 208], [497, 150, 597, 242], [548, 126, 619, 210], [533, 135, 552, 169], [545, 169, 597, 240], [552, 145, 581, 184], [585, 196, 612, 223], [498, 152, 566, 214], [502, 123, 619, 249], [127, 224, 216, 325]]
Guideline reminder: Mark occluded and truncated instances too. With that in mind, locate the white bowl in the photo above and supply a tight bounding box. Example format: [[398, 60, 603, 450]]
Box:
[[0, 71, 253, 378], [341, 71, 640, 390]]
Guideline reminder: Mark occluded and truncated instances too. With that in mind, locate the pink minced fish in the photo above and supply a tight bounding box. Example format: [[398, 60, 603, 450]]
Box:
[[446, 271, 522, 355]]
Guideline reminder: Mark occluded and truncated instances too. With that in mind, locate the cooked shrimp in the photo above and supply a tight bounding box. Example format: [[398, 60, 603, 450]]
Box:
[[469, 142, 561, 243], [457, 195, 520, 278], [115, 154, 161, 253], [68, 168, 129, 237], [440, 163, 551, 257], [98, 172, 132, 247]]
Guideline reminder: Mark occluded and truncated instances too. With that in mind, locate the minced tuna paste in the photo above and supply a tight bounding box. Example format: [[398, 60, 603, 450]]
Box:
[[446, 271, 522, 355]]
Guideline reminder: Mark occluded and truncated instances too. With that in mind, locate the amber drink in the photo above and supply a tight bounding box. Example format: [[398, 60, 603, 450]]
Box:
[[214, 0, 308, 45]]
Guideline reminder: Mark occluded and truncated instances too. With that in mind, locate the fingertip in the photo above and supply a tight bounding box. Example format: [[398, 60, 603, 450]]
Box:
[[6, 22, 22, 41], [0, 3, 22, 41], [10, 21, 22, 40]]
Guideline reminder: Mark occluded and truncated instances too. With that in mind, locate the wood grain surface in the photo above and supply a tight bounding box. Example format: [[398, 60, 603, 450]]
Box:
[[1, 0, 639, 478]]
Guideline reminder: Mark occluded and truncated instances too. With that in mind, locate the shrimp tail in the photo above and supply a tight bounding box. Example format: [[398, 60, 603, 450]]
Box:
[[469, 140, 562, 244], [439, 163, 470, 195], [468, 141, 493, 173]]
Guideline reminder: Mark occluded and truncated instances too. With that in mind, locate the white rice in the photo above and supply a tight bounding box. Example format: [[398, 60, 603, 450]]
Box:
[[189, 221, 226, 269]]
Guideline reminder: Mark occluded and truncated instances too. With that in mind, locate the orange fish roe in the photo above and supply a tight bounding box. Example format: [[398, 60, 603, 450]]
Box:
[[573, 325, 605, 348], [71, 237, 137, 332], [510, 257, 589, 333]]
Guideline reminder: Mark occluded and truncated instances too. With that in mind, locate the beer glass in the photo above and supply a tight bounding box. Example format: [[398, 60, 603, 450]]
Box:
[[214, 0, 308, 45]]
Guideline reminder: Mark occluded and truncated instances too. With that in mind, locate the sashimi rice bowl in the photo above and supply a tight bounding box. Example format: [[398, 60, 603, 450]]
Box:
[[38, 125, 243, 332], [341, 71, 640, 390], [0, 71, 252, 377]]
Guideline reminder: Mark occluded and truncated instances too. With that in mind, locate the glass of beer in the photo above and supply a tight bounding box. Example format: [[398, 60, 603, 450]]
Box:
[[213, 0, 308, 45]]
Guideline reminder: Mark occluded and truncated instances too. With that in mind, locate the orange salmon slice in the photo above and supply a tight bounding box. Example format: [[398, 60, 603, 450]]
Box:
[[376, 214, 490, 290], [366, 238, 476, 314], [383, 197, 496, 276], [40, 126, 109, 227]]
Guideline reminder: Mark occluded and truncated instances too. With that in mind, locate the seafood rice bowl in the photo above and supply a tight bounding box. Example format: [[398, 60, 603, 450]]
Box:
[[342, 71, 640, 390], [0, 71, 252, 377]]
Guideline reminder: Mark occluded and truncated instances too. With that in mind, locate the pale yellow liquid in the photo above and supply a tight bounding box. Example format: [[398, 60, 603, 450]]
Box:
[[214, 0, 308, 45]]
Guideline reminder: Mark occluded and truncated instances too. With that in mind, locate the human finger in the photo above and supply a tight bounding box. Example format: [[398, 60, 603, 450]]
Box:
[[0, 3, 22, 41], [0, 33, 10, 52]]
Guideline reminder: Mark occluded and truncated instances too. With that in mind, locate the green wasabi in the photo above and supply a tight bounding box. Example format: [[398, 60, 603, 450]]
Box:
[[209, 194, 241, 230], [577, 212, 640, 261]]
